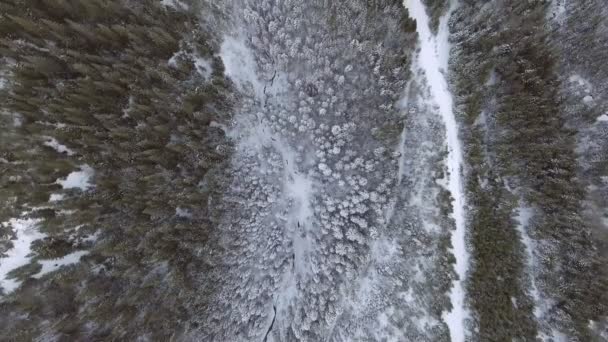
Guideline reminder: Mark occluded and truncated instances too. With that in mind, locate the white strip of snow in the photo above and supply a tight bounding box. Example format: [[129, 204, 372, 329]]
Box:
[[515, 206, 543, 319], [396, 80, 413, 187], [517, 206, 566, 342], [32, 250, 89, 279], [0, 218, 45, 294], [57, 165, 94, 191], [404, 1, 470, 341]]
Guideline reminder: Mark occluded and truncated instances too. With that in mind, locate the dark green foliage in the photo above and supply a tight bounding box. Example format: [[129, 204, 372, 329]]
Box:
[[452, 1, 608, 340], [6, 262, 42, 281], [0, 0, 234, 339], [31, 237, 74, 259], [422, 0, 448, 34]]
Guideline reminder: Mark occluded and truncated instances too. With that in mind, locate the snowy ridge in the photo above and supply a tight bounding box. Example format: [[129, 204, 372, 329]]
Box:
[[404, 0, 470, 340]]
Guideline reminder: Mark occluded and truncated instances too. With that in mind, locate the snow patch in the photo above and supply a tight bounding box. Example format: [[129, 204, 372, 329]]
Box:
[[122, 96, 135, 118], [583, 95, 594, 104], [597, 114, 608, 122], [0, 218, 45, 294], [49, 193, 65, 202], [32, 250, 89, 279], [160, 0, 189, 10], [404, 0, 470, 340], [168, 50, 185, 68], [57, 165, 94, 191], [395, 81, 412, 187], [175, 207, 193, 218], [548, 0, 567, 23], [193, 56, 213, 80], [220, 36, 265, 99], [168, 50, 214, 80], [569, 74, 592, 92], [515, 206, 542, 317], [43, 137, 74, 156]]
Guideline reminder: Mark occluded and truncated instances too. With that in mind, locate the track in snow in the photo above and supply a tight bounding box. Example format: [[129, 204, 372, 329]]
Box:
[[404, 0, 470, 341]]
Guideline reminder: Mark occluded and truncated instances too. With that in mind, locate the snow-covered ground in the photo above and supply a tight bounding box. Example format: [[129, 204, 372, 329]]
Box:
[[404, 0, 470, 340], [43, 137, 74, 156], [56, 165, 94, 191], [219, 36, 267, 101], [32, 250, 89, 279], [196, 1, 469, 340], [0, 218, 44, 294], [515, 206, 543, 317], [0, 163, 95, 294], [548, 0, 568, 23]]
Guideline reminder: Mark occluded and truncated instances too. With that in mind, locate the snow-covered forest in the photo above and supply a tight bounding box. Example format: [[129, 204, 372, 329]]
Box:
[[0, 0, 607, 341]]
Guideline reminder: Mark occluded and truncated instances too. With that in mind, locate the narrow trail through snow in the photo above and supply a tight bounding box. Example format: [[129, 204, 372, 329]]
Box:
[[404, 0, 470, 341]]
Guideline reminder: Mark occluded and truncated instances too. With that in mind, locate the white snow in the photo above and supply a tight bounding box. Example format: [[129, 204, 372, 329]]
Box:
[[160, 0, 189, 10], [569, 74, 592, 92], [597, 114, 608, 122], [32, 250, 89, 279], [583, 95, 594, 104], [515, 206, 543, 319], [0, 218, 45, 294], [175, 207, 193, 218], [395, 81, 412, 187], [548, 0, 567, 22], [219, 32, 319, 330], [56, 165, 94, 191], [169, 51, 214, 80], [550, 330, 569, 342], [167, 50, 185, 68], [82, 230, 100, 243], [43, 137, 74, 155], [193, 56, 213, 80], [49, 193, 65, 202], [404, 0, 470, 341], [220, 36, 265, 100]]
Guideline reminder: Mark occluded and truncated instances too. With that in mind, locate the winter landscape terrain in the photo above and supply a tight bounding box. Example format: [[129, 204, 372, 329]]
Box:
[[0, 0, 607, 341]]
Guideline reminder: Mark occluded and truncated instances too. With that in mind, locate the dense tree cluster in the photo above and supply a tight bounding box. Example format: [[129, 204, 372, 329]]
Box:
[[451, 0, 608, 340], [0, 0, 461, 340], [422, 0, 449, 34], [184, 1, 459, 341], [1, 0, 605, 340], [0, 0, 234, 339]]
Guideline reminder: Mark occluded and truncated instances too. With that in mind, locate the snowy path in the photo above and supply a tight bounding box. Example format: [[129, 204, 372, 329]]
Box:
[[404, 0, 470, 341]]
